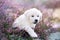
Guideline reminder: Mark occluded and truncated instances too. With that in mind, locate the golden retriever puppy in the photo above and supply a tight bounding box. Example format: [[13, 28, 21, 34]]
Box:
[[12, 8, 42, 38]]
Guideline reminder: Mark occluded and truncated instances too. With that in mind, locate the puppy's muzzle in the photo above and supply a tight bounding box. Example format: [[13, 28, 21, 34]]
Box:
[[34, 19, 38, 24]]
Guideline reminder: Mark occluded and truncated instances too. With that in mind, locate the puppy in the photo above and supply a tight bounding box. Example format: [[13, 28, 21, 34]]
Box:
[[12, 8, 42, 38]]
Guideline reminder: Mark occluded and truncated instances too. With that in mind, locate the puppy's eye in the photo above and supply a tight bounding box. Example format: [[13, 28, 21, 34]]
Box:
[[31, 15, 34, 17], [37, 15, 39, 17]]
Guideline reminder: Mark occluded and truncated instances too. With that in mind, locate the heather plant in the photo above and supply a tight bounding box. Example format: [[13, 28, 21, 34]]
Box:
[[0, 0, 60, 40]]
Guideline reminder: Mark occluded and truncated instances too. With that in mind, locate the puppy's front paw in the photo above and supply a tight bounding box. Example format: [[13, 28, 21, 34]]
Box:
[[25, 26, 38, 38], [31, 33, 38, 38]]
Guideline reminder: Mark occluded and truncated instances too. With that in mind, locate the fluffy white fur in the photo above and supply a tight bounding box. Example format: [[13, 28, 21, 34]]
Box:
[[12, 8, 42, 38]]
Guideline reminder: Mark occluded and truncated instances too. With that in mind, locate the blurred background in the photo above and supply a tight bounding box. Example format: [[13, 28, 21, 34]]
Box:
[[0, 0, 60, 40]]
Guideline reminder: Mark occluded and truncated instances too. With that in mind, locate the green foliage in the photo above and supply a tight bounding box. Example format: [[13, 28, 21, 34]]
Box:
[[6, 34, 33, 40], [3, 22, 9, 28]]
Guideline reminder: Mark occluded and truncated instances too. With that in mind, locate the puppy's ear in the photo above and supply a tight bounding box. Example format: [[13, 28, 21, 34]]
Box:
[[39, 11, 43, 22], [40, 15, 42, 22], [24, 10, 30, 17]]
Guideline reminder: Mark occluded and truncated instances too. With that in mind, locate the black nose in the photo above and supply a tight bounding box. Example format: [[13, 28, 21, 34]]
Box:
[[35, 19, 38, 22], [34, 19, 38, 24]]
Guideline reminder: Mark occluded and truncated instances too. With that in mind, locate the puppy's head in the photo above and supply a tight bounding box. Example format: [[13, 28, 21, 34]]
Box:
[[24, 8, 42, 24]]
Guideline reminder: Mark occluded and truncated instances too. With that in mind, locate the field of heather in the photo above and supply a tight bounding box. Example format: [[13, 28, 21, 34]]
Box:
[[0, 0, 60, 40]]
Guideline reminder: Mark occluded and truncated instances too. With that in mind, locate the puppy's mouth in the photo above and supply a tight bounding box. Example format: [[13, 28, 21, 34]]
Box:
[[33, 21, 38, 24]]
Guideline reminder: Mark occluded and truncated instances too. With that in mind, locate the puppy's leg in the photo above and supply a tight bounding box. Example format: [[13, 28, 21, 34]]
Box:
[[24, 26, 38, 38]]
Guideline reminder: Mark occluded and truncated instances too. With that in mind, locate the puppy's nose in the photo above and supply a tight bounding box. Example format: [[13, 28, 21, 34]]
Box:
[[35, 19, 38, 22]]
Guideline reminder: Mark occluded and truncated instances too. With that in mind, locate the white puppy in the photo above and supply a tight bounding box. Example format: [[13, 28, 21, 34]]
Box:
[[12, 8, 42, 38]]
